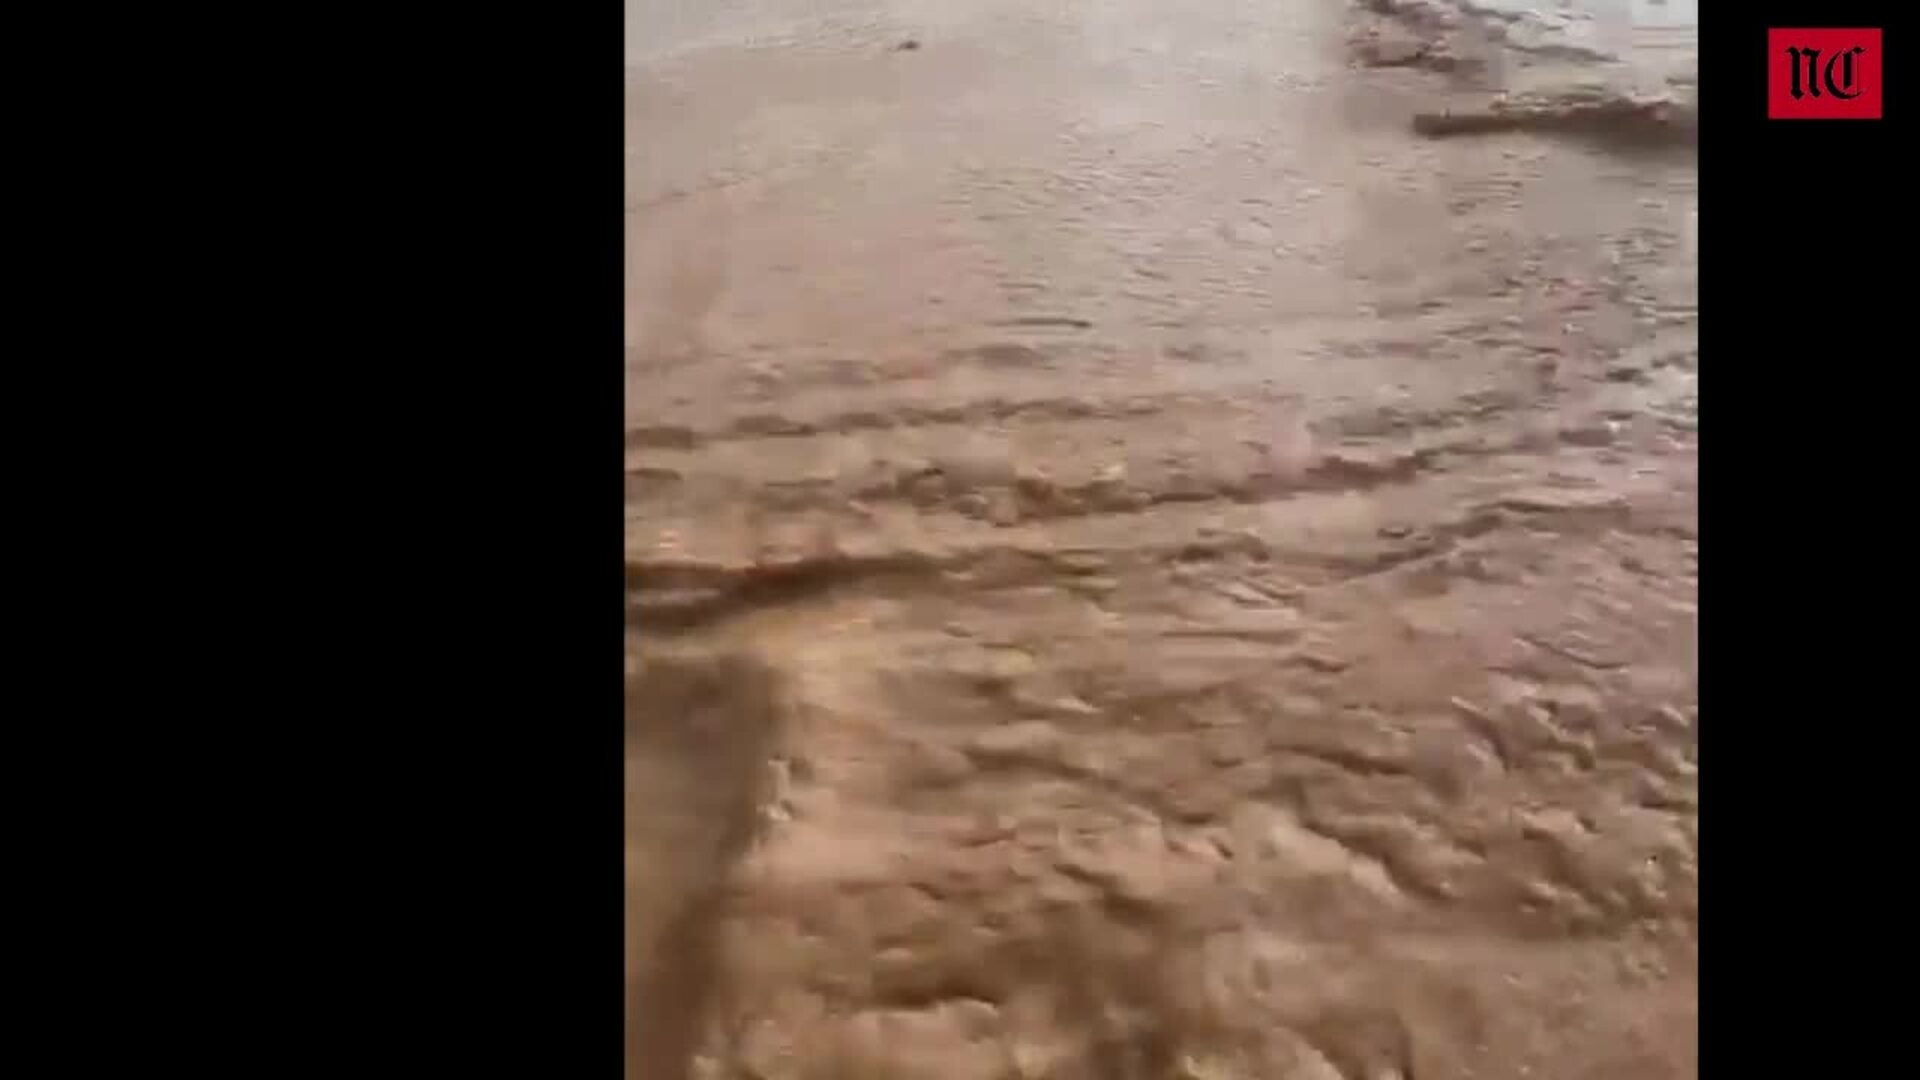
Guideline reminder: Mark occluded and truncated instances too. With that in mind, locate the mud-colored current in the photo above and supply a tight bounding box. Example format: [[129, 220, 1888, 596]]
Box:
[[627, 2, 1696, 1077]]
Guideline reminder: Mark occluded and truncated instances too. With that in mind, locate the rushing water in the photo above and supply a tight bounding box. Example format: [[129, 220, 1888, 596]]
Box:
[[627, 3, 1698, 1079], [1629, 0, 1698, 27]]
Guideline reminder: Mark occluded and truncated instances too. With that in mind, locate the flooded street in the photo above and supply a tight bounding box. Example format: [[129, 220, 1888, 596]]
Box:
[[628, 1, 1696, 1077]]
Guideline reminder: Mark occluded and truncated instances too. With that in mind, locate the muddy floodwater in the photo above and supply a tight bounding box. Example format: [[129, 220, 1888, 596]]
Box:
[[627, 2, 1696, 1078]]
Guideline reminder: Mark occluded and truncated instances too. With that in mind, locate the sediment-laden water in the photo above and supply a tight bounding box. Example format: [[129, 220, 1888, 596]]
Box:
[[627, 3, 1696, 1077]]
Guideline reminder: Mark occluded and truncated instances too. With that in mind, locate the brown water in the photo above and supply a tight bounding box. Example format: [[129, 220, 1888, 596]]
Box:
[[627, 2, 1696, 1077]]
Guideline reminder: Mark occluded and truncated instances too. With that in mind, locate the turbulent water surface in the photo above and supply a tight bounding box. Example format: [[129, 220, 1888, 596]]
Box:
[[627, 2, 1696, 1077]]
